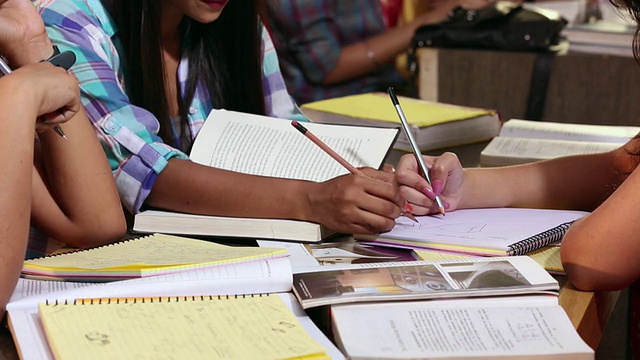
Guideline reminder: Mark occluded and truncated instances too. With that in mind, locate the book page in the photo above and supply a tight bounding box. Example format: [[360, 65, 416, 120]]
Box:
[[38, 295, 329, 360], [480, 137, 620, 166], [9, 257, 292, 311], [499, 119, 640, 143], [364, 208, 587, 255], [331, 300, 593, 359], [189, 109, 397, 182], [23, 234, 286, 274]]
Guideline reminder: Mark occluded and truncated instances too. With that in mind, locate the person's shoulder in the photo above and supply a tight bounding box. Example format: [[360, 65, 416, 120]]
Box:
[[38, 0, 115, 37]]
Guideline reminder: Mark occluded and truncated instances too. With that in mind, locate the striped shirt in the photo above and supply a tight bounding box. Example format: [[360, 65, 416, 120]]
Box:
[[37, 0, 306, 215]]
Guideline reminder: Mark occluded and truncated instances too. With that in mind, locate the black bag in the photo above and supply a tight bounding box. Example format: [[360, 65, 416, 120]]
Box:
[[407, 2, 568, 120], [410, 2, 567, 52]]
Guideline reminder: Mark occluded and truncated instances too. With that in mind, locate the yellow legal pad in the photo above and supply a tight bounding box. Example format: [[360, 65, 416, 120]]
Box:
[[414, 246, 564, 273], [22, 233, 287, 280], [38, 295, 329, 360], [301, 92, 494, 127]]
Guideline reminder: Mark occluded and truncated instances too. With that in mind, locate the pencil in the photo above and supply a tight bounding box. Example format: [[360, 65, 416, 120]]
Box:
[[387, 87, 446, 215], [0, 56, 67, 140], [291, 120, 418, 223]]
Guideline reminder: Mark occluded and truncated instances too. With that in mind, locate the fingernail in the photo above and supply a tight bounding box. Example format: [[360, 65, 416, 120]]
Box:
[[443, 201, 451, 210], [422, 187, 437, 200], [404, 202, 414, 212], [432, 180, 444, 195]]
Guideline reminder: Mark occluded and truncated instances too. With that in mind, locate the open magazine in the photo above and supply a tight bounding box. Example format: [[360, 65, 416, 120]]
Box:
[[292, 256, 558, 309]]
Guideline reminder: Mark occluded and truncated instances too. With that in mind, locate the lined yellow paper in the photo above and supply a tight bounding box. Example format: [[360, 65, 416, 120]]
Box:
[[23, 233, 286, 278], [301, 93, 494, 127], [39, 295, 329, 360]]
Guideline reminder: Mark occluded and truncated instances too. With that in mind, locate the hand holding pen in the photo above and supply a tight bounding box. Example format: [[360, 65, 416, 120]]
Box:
[[387, 87, 446, 215], [0, 50, 76, 139], [291, 120, 419, 225]]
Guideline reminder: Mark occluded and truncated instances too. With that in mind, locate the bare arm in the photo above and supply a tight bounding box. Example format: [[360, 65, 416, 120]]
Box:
[[0, 77, 38, 312], [29, 106, 127, 248], [324, 0, 489, 84], [145, 159, 405, 235]]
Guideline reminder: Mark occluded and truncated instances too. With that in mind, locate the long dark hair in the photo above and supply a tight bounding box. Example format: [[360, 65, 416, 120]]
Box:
[[100, 0, 267, 150]]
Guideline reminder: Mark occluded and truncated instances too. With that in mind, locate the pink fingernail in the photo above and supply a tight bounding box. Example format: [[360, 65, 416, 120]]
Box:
[[422, 187, 437, 200], [444, 201, 451, 210], [404, 202, 414, 212], [432, 180, 444, 195]]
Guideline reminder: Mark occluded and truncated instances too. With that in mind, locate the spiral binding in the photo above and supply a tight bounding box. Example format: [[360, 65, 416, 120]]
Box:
[[26, 234, 150, 261], [45, 293, 268, 306], [507, 221, 575, 256]]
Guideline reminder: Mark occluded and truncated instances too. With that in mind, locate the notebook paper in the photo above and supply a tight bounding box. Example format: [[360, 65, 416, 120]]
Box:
[[38, 295, 329, 360]]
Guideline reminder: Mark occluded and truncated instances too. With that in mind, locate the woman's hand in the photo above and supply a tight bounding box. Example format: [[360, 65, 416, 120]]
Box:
[[308, 168, 405, 234], [395, 152, 465, 215], [8, 62, 80, 131], [0, 0, 53, 66]]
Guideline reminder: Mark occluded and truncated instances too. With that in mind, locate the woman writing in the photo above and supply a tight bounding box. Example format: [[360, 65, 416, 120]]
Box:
[[37, 0, 405, 235]]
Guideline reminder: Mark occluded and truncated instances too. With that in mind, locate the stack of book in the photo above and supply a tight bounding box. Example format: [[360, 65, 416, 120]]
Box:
[[300, 92, 501, 152], [564, 20, 635, 57]]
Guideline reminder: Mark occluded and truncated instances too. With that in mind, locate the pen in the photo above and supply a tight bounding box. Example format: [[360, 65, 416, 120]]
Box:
[[291, 120, 418, 223], [0, 56, 67, 140], [387, 87, 446, 215]]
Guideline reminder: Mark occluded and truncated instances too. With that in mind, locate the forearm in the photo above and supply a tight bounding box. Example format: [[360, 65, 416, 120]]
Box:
[[324, 2, 457, 84], [145, 158, 316, 221], [0, 87, 37, 312], [461, 151, 621, 210], [30, 109, 126, 247]]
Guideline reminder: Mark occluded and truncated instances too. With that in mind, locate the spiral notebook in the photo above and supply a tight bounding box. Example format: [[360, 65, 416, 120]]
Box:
[[22, 233, 287, 281], [356, 208, 589, 256], [37, 294, 330, 360]]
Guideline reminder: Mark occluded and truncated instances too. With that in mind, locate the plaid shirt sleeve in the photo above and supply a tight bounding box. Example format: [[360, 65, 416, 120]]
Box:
[[39, 2, 187, 214], [261, 25, 307, 122]]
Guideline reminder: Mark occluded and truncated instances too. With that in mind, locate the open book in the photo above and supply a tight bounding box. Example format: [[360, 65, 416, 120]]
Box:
[[292, 256, 559, 309], [300, 93, 501, 152], [21, 233, 286, 281], [331, 295, 593, 359], [480, 119, 640, 167], [356, 208, 588, 256], [7, 257, 345, 360], [133, 109, 399, 242]]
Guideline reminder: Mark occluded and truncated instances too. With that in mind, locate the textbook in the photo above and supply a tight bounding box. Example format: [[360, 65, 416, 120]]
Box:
[[330, 295, 594, 359], [21, 233, 287, 281], [480, 119, 640, 167], [133, 109, 400, 242], [292, 256, 559, 309], [300, 92, 502, 152], [356, 208, 588, 256], [7, 258, 345, 360]]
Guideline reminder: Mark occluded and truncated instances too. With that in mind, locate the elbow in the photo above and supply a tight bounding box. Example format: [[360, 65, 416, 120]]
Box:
[[69, 211, 127, 249], [561, 225, 633, 291]]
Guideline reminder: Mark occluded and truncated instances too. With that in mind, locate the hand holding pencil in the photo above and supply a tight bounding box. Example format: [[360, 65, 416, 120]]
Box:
[[291, 121, 418, 227]]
